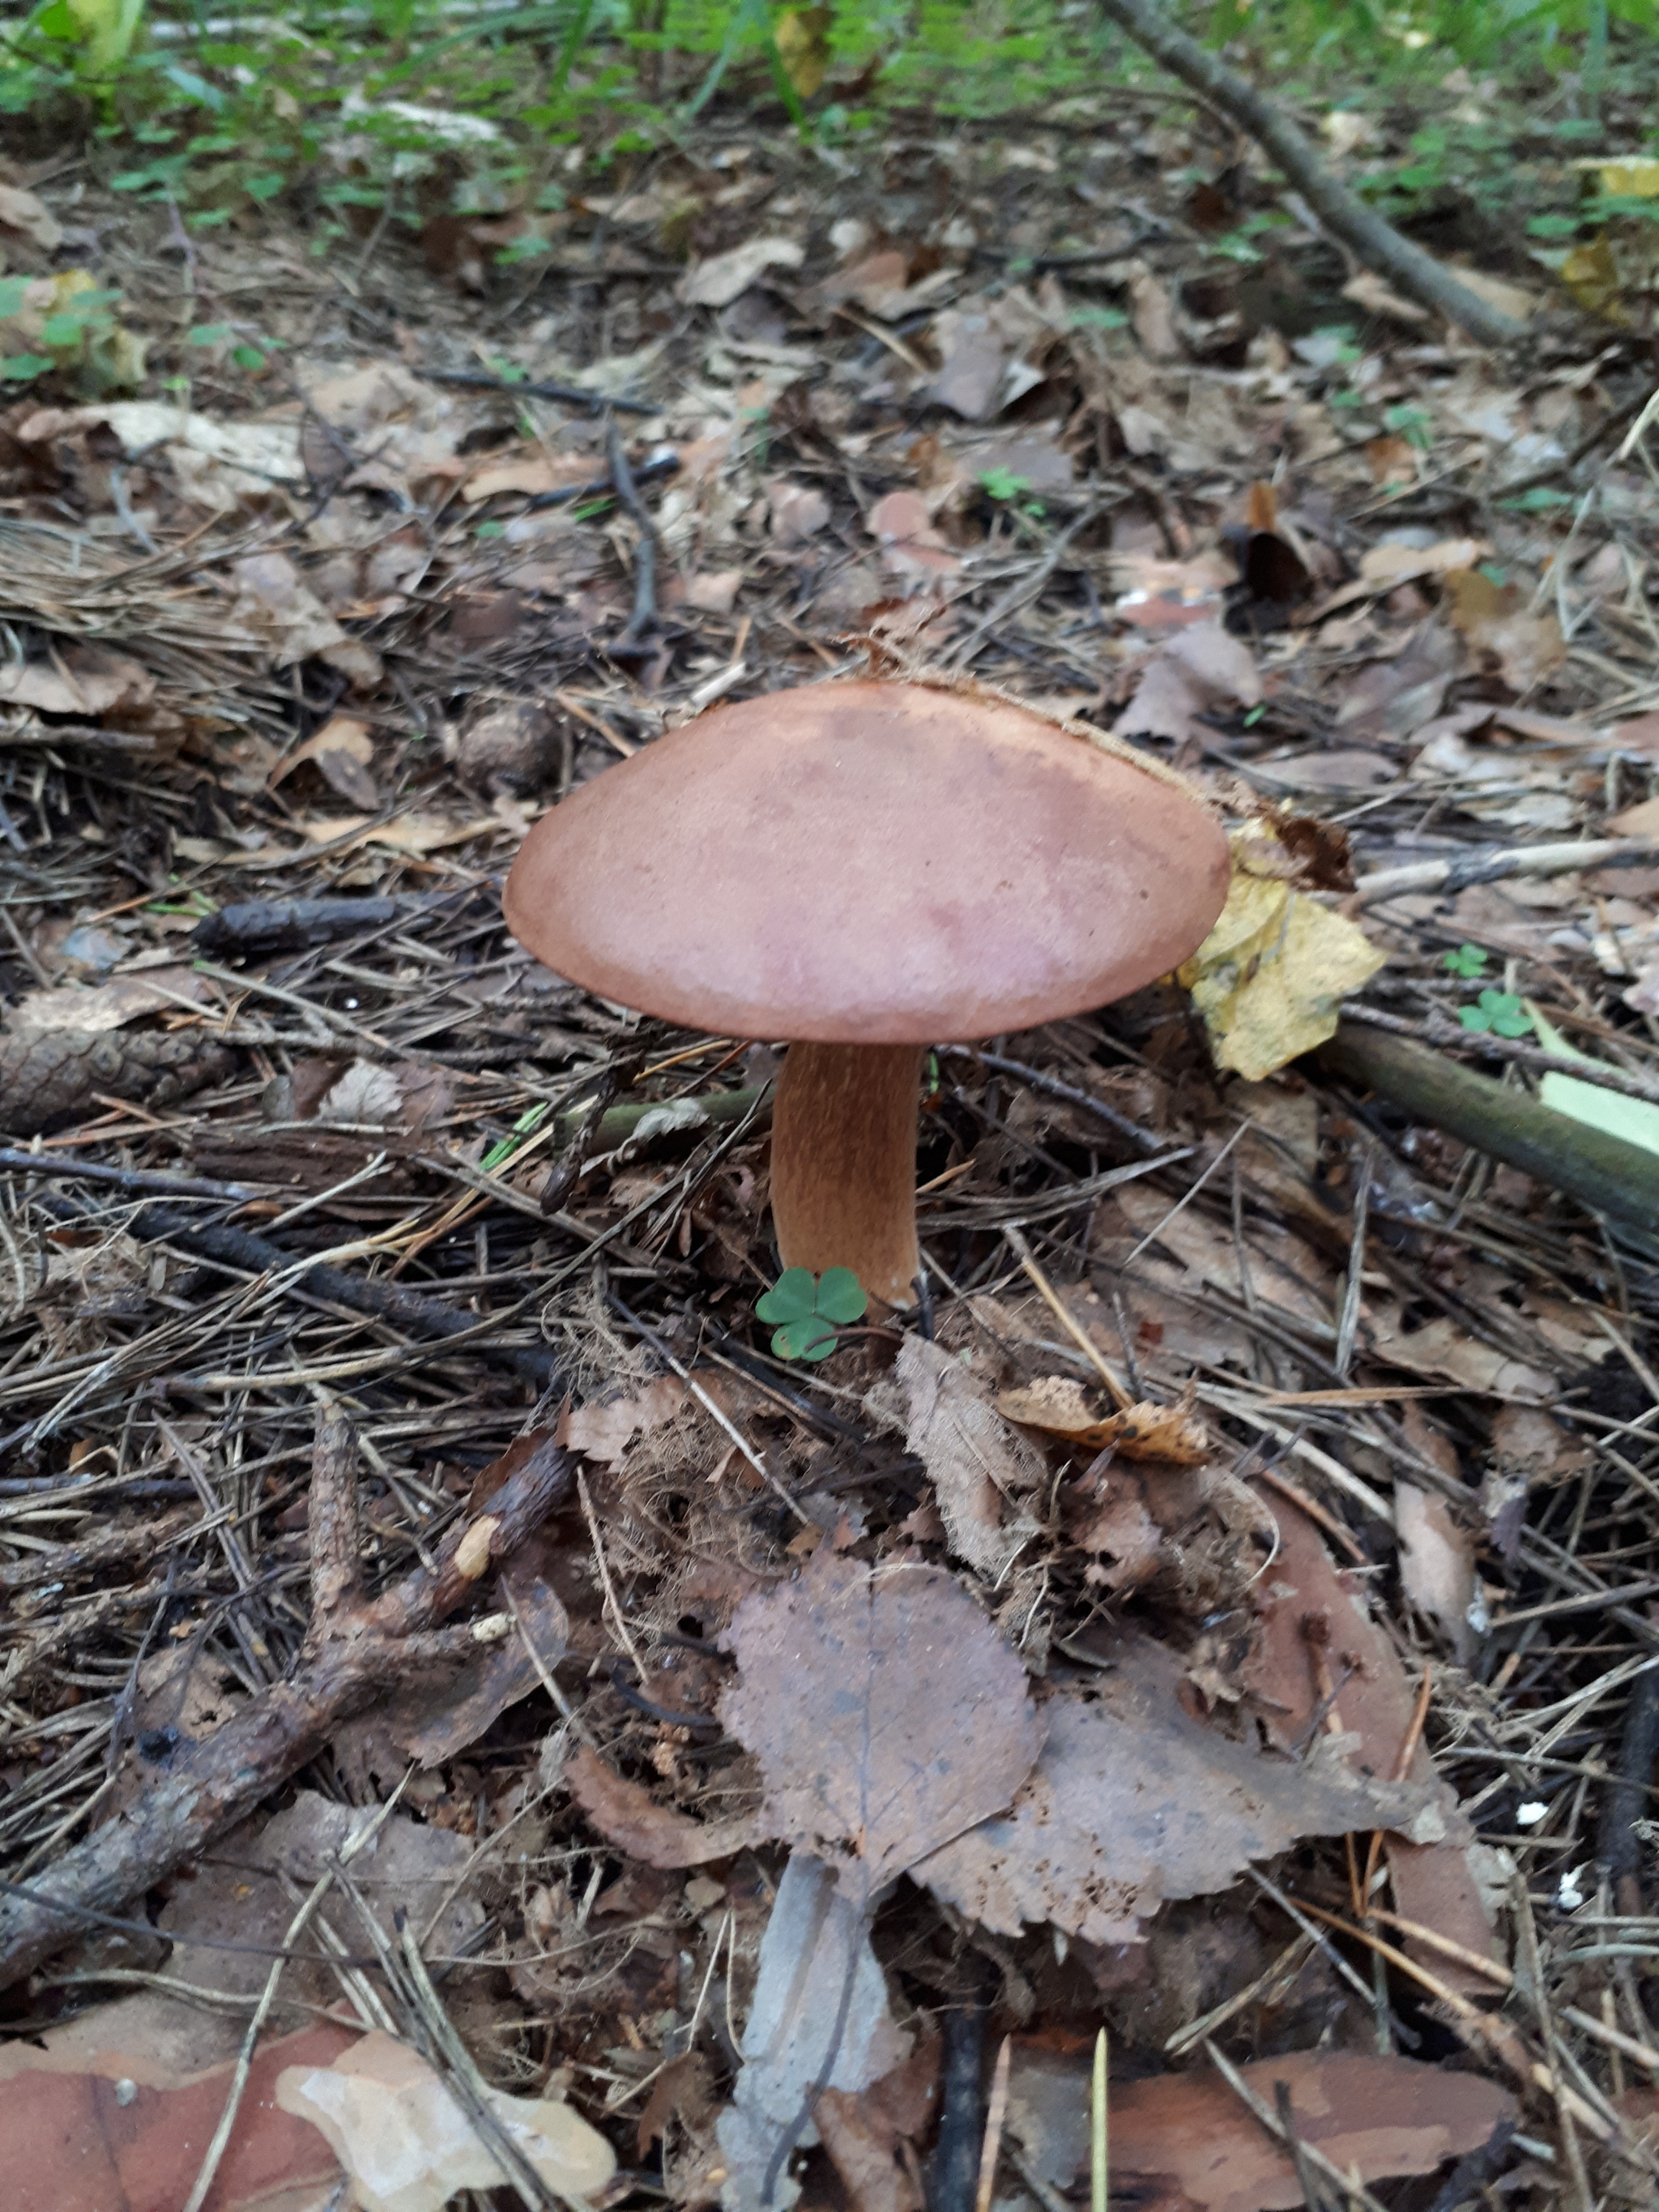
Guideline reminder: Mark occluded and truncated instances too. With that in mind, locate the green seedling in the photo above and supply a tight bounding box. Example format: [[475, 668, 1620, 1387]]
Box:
[[1459, 989, 1533, 1037], [1443, 943, 1488, 979], [756, 1266, 867, 1361]]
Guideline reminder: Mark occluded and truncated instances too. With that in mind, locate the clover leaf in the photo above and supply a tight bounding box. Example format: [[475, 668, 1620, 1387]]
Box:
[[755, 1266, 868, 1361], [1458, 989, 1533, 1038], [1443, 943, 1487, 979]]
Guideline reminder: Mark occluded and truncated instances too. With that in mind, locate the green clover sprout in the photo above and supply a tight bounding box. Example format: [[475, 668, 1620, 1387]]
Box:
[[1443, 944, 1487, 979], [755, 1266, 867, 1361], [1458, 990, 1533, 1038]]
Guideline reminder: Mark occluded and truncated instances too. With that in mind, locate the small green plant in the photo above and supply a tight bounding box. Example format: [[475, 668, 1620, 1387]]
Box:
[[756, 1266, 867, 1361], [1443, 943, 1488, 978], [1459, 989, 1533, 1037]]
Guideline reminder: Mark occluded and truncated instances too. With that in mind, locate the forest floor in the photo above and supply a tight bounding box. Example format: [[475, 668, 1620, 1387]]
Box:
[[3, 79, 1659, 2212]]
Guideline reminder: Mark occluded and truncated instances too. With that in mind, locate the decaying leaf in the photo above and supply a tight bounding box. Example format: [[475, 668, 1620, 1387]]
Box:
[[997, 1376, 1210, 1466], [270, 714, 378, 809], [1179, 827, 1386, 1080], [1396, 1481, 1478, 1663], [865, 489, 960, 579], [716, 1852, 912, 2212], [1112, 620, 1260, 748], [815, 2031, 941, 2212], [897, 1335, 1043, 1578], [1444, 566, 1565, 697], [276, 2030, 615, 2212], [1245, 1495, 1499, 1990], [6, 967, 213, 1037], [913, 1637, 1433, 1948], [0, 641, 155, 718], [680, 237, 804, 309], [563, 1375, 688, 1467], [565, 1742, 758, 1868], [1007, 2043, 1514, 2212], [719, 1544, 1043, 1907]]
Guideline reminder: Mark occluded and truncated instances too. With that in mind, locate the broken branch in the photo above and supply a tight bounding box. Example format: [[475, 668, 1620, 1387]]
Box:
[[1090, 0, 1528, 348], [0, 1415, 575, 1993]]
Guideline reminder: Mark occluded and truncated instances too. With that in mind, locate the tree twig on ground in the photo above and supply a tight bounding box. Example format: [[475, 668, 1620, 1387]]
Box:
[[0, 1410, 576, 1993], [33, 1192, 561, 1391], [607, 411, 662, 647], [1316, 1021, 1659, 1236], [1089, 0, 1528, 347]]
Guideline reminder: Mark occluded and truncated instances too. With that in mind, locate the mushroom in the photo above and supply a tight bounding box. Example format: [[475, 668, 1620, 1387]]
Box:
[[504, 678, 1230, 1309]]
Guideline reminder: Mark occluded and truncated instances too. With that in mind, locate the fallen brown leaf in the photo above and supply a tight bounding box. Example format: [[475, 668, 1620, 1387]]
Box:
[[1008, 2043, 1514, 2212], [914, 1636, 1433, 1948], [719, 1546, 1043, 1909], [1245, 1493, 1499, 1989], [0, 2020, 353, 2212]]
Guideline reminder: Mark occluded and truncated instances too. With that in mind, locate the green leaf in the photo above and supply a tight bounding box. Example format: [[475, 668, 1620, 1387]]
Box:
[[1499, 486, 1574, 513], [1443, 943, 1487, 979], [772, 1315, 835, 1361], [186, 322, 233, 345], [816, 1267, 868, 1324], [230, 344, 267, 369], [980, 466, 1031, 502], [475, 519, 507, 539], [1070, 305, 1127, 331], [1465, 989, 1533, 1038], [0, 354, 52, 380], [40, 313, 94, 346], [756, 1267, 817, 1324]]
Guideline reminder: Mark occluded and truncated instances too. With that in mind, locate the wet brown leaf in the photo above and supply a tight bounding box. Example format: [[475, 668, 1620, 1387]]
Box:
[[1444, 565, 1566, 696], [563, 1375, 688, 1467], [1245, 1494, 1499, 1990], [814, 2029, 941, 2212], [1007, 2043, 1514, 2212], [913, 1637, 1433, 1947], [719, 1546, 1043, 1908]]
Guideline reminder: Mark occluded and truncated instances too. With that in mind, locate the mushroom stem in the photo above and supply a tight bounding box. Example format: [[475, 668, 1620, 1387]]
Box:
[[770, 1041, 926, 1310]]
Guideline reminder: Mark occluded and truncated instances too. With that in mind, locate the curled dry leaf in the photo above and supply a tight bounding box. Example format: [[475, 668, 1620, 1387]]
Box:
[[997, 1376, 1210, 1466], [276, 2029, 615, 2212], [898, 1335, 1043, 1578], [680, 237, 804, 308], [719, 1544, 1043, 1910], [1008, 2043, 1514, 2212], [270, 715, 378, 810], [913, 1637, 1433, 1949], [565, 1741, 759, 1868], [1395, 1480, 1478, 1663]]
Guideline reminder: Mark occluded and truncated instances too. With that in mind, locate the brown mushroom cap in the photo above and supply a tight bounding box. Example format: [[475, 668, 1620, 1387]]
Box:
[[505, 680, 1230, 1043]]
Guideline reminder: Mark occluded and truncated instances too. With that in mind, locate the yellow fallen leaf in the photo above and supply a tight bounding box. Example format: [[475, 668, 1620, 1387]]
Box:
[[1178, 830, 1385, 1082], [1579, 155, 1659, 198], [1559, 233, 1626, 322], [997, 1377, 1210, 1465], [774, 4, 833, 96]]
